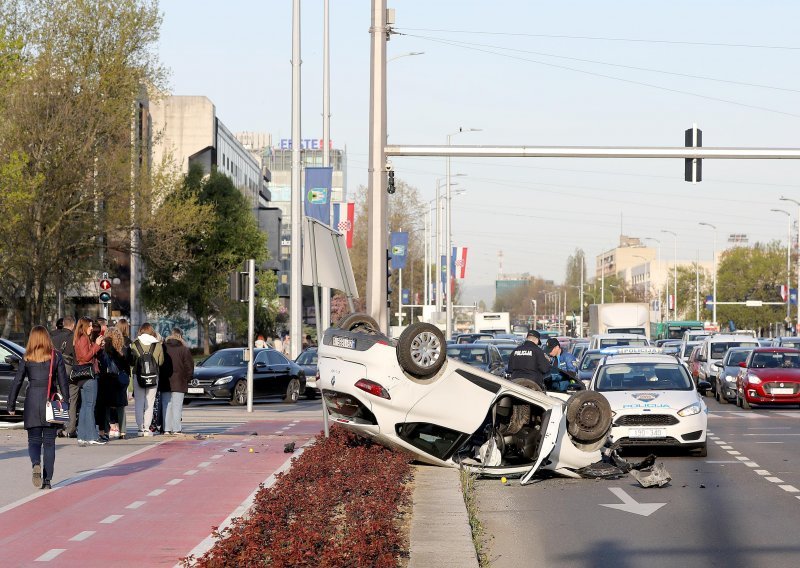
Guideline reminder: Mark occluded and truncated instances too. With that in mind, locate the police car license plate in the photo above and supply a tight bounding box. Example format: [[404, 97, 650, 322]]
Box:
[[629, 428, 666, 439], [332, 336, 356, 349], [188, 387, 204, 394]]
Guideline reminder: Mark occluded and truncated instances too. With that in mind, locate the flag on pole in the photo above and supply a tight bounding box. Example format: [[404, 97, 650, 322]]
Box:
[[303, 167, 333, 225], [452, 247, 468, 278], [390, 232, 409, 270], [332, 202, 355, 248], [780, 285, 788, 302]]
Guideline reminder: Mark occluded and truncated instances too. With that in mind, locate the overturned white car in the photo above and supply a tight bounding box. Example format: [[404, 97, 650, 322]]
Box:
[[317, 315, 614, 484]]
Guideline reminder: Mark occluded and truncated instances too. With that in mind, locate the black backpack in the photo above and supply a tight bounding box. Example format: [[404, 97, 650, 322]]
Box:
[[134, 340, 160, 388], [53, 329, 75, 367]]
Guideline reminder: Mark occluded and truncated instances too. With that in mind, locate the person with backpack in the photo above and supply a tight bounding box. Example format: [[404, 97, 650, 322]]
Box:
[[131, 322, 164, 437], [51, 316, 77, 438]]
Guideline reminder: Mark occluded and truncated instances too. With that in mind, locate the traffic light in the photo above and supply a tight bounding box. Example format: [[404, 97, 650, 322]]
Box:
[[684, 124, 702, 183], [99, 275, 111, 304], [386, 249, 393, 308], [387, 170, 395, 194]]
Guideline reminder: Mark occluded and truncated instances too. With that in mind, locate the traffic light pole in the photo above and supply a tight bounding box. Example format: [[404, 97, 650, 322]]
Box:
[[246, 258, 255, 413]]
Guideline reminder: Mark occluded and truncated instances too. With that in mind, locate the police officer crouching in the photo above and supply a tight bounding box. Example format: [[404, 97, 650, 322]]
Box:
[[506, 330, 551, 390]]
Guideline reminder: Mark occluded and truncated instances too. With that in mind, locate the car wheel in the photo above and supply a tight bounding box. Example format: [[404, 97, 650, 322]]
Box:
[[397, 322, 446, 378], [337, 313, 380, 333], [512, 378, 543, 392], [284, 378, 300, 403], [741, 392, 751, 410], [565, 391, 612, 443], [691, 443, 708, 457], [230, 380, 247, 406]]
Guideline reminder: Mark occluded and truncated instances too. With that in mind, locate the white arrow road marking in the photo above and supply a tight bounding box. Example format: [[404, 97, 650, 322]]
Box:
[[600, 487, 667, 517]]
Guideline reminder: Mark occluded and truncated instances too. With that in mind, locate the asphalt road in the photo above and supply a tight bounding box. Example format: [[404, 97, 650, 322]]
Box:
[[475, 397, 800, 568]]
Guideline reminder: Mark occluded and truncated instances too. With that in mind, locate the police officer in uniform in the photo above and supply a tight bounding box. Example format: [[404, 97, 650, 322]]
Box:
[[506, 330, 551, 389]]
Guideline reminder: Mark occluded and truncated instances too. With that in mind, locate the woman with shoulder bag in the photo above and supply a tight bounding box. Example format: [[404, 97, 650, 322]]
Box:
[[73, 317, 106, 446], [102, 327, 131, 440], [6, 326, 70, 489], [131, 322, 164, 437]]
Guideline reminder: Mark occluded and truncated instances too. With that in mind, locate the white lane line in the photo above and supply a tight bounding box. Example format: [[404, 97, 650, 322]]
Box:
[[727, 450, 741, 455], [756, 442, 784, 444], [211, 455, 222, 460], [184, 469, 199, 476], [232, 442, 243, 447], [166, 478, 183, 486], [755, 470, 771, 476], [35, 549, 66, 562], [744, 433, 800, 436], [780, 485, 799, 493], [100, 514, 123, 524], [69, 531, 96, 542], [766, 477, 785, 483], [706, 461, 740, 464], [148, 488, 166, 497], [720, 445, 733, 449], [280, 427, 291, 431], [748, 427, 791, 430], [198, 462, 211, 468], [735, 457, 750, 461], [126, 501, 146, 510], [744, 462, 759, 467]]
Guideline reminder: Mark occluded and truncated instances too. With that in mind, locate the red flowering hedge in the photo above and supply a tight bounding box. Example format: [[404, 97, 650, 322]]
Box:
[[185, 427, 413, 568]]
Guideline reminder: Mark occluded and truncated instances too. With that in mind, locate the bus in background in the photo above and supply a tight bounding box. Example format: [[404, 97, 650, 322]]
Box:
[[651, 320, 704, 341]]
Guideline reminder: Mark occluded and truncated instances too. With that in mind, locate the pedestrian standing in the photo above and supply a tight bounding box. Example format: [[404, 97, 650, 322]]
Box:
[[73, 317, 106, 446], [160, 328, 194, 435], [506, 330, 551, 390], [131, 322, 164, 436], [6, 326, 70, 489], [282, 334, 291, 356], [51, 316, 76, 437], [254, 334, 268, 349], [101, 327, 131, 440], [273, 335, 283, 351], [92, 321, 111, 441]]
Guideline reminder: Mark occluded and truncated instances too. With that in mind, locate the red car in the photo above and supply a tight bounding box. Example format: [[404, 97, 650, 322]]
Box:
[[736, 348, 800, 409], [687, 345, 703, 382]]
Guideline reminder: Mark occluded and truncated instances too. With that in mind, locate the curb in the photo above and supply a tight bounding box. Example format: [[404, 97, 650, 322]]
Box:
[[408, 465, 480, 568]]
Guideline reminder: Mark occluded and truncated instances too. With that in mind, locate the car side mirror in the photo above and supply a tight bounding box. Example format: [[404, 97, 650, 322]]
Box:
[[738, 361, 746, 368], [714, 361, 724, 368]]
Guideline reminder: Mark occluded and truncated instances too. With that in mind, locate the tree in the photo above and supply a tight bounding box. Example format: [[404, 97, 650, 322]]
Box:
[[675, 264, 712, 320], [141, 165, 267, 354]]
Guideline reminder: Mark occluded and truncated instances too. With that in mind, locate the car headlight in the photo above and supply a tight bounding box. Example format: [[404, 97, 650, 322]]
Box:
[[725, 375, 738, 383], [678, 402, 702, 417], [213, 375, 234, 386], [747, 374, 762, 385]]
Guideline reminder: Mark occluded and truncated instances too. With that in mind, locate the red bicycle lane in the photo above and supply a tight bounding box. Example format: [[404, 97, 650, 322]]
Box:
[[0, 419, 322, 567]]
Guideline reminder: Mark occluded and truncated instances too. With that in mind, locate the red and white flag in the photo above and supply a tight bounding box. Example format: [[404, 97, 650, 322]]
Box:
[[454, 247, 468, 278], [333, 202, 355, 248], [780, 285, 788, 302]]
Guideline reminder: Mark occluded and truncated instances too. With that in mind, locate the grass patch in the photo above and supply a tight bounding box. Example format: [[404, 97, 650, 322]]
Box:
[[460, 468, 490, 568]]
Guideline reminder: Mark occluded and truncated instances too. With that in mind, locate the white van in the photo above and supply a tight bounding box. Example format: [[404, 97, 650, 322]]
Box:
[[679, 330, 710, 363], [696, 334, 760, 391], [589, 333, 650, 350]]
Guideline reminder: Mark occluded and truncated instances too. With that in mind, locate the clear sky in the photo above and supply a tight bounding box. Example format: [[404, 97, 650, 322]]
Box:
[[158, 1, 800, 303]]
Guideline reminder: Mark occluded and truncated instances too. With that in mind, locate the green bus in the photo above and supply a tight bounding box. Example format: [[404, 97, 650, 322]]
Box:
[[651, 320, 704, 341]]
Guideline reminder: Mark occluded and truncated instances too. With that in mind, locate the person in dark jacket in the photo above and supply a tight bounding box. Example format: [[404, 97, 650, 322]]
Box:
[[159, 328, 194, 434], [506, 330, 551, 389], [100, 327, 132, 439], [51, 316, 78, 437], [7, 326, 69, 489]]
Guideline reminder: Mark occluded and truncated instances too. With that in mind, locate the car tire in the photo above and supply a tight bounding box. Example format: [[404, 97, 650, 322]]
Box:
[[741, 392, 751, 410], [284, 378, 300, 403], [512, 378, 543, 392], [691, 443, 708, 457], [230, 380, 247, 406], [337, 313, 380, 333], [397, 322, 446, 378], [565, 391, 612, 443]]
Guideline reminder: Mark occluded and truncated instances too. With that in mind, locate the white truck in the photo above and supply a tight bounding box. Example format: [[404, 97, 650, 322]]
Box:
[[474, 312, 511, 335], [588, 303, 651, 340]]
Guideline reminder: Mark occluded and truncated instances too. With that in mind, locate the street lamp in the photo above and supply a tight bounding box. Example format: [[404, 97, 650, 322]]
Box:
[[643, 237, 665, 320], [698, 222, 717, 328], [661, 230, 678, 319], [609, 283, 626, 303], [446, 128, 481, 340], [771, 208, 792, 325], [388, 51, 425, 62], [780, 196, 800, 335], [433, 175, 464, 313]]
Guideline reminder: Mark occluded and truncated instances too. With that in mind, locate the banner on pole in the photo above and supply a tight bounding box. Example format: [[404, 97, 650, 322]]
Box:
[[332, 202, 355, 248], [791, 288, 798, 306], [402, 289, 410, 304], [390, 232, 409, 270], [780, 285, 788, 302], [303, 167, 333, 225], [453, 247, 468, 278]]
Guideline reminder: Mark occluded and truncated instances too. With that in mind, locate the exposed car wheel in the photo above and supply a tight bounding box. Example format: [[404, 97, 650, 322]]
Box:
[[741, 392, 751, 410], [397, 322, 446, 378], [231, 380, 247, 406], [512, 378, 543, 392], [691, 443, 708, 457], [565, 391, 612, 443], [284, 378, 300, 403], [337, 313, 380, 333]]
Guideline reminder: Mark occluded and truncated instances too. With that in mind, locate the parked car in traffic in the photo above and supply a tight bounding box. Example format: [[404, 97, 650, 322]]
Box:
[[0, 338, 26, 418], [589, 333, 649, 350], [186, 348, 306, 405], [687, 346, 703, 382], [577, 350, 604, 385], [696, 334, 760, 396], [453, 333, 495, 344], [736, 348, 800, 409], [712, 347, 754, 404], [571, 340, 589, 362], [295, 347, 319, 399], [446, 344, 506, 377], [772, 337, 800, 349]]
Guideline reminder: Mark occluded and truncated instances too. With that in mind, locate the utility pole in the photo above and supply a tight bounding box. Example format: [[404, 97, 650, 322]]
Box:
[[772, 208, 792, 326], [780, 196, 800, 335], [289, 0, 303, 359], [366, 0, 389, 332], [246, 259, 255, 413], [320, 0, 331, 334]]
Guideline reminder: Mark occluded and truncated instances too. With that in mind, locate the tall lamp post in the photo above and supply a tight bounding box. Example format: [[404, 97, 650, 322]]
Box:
[[388, 51, 424, 62], [698, 222, 717, 327], [771, 209, 792, 326], [632, 254, 650, 303], [661, 230, 678, 319], [780, 196, 800, 335], [433, 175, 464, 314], [446, 128, 481, 339], [643, 237, 664, 320]]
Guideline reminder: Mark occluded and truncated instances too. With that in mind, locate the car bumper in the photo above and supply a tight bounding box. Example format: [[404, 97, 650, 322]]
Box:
[[608, 411, 707, 448], [743, 383, 800, 404], [720, 381, 737, 401], [185, 385, 234, 400]]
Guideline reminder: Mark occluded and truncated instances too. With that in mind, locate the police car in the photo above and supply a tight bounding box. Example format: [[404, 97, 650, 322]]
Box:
[[588, 347, 710, 456], [318, 314, 614, 483]]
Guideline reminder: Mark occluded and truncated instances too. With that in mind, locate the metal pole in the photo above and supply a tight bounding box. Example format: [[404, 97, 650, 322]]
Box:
[[423, 209, 429, 307], [445, 136, 452, 340], [246, 259, 255, 413], [713, 229, 717, 327], [781, 197, 800, 335], [788, 216, 792, 324], [289, 0, 303, 359], [601, 255, 605, 304], [435, 182, 441, 313], [398, 267, 403, 326], [366, 0, 388, 332], [307, 222, 329, 437], [320, 0, 332, 336], [695, 250, 700, 321], [580, 255, 584, 338]]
